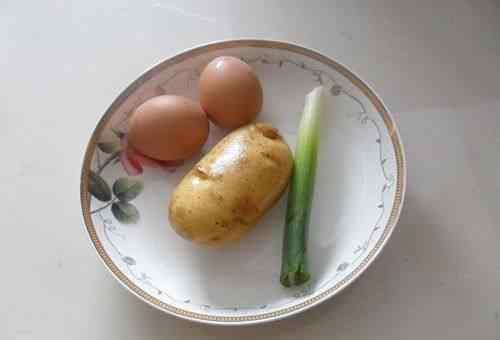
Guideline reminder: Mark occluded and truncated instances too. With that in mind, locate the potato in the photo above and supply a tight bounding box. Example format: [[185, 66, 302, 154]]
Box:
[[168, 123, 293, 246]]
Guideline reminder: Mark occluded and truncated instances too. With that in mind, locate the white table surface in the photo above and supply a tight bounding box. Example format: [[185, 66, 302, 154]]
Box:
[[2, 0, 500, 338]]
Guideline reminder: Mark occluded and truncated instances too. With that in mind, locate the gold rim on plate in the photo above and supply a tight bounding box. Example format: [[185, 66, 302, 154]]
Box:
[[80, 39, 406, 325]]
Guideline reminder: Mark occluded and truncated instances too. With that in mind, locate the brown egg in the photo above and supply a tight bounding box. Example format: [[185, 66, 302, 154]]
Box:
[[128, 95, 209, 161], [199, 56, 263, 129]]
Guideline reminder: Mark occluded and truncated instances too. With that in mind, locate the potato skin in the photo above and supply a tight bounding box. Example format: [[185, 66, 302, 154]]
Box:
[[168, 123, 293, 246]]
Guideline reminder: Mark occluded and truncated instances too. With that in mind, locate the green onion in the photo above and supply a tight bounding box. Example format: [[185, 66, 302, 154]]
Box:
[[280, 86, 325, 287]]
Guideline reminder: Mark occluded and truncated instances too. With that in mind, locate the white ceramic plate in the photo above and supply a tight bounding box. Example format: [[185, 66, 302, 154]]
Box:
[[81, 40, 406, 325]]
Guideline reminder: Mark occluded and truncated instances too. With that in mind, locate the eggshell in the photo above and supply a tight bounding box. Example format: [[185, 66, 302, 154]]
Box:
[[128, 95, 209, 161], [199, 56, 263, 129]]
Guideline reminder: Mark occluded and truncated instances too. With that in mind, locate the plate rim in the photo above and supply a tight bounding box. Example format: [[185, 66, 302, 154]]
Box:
[[80, 38, 407, 325]]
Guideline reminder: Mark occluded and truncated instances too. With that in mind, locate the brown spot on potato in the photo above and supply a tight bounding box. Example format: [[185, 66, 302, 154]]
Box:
[[215, 220, 230, 230], [256, 123, 280, 139], [260, 151, 280, 166], [232, 195, 258, 218], [175, 207, 186, 219], [233, 216, 248, 226], [210, 235, 221, 242], [209, 190, 224, 203]]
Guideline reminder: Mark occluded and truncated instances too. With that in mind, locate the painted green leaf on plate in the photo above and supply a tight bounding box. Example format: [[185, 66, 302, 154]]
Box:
[[89, 170, 112, 202], [113, 178, 144, 202], [111, 202, 140, 224], [122, 256, 136, 265], [111, 128, 125, 139], [337, 262, 349, 272], [330, 84, 342, 96], [97, 141, 121, 154]]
